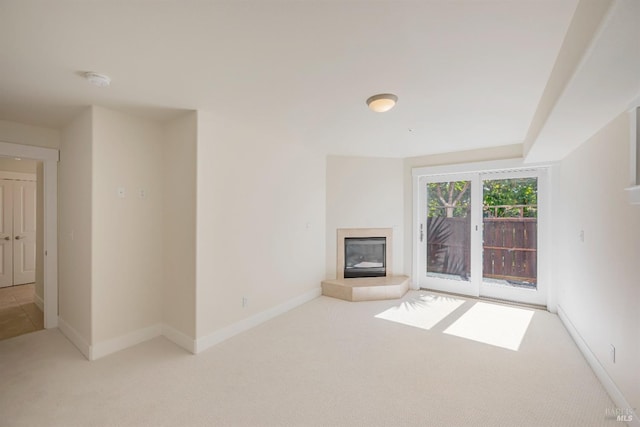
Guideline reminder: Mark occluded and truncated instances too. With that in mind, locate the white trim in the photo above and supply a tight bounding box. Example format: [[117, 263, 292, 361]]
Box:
[[558, 305, 640, 427], [58, 317, 91, 360], [91, 324, 162, 360], [162, 324, 196, 354], [0, 172, 36, 181], [0, 141, 59, 329], [545, 165, 558, 314], [626, 93, 640, 112], [629, 105, 638, 188], [33, 292, 44, 312], [411, 174, 420, 290], [0, 142, 58, 162], [625, 186, 640, 205], [57, 288, 320, 359], [195, 287, 321, 354], [43, 159, 58, 328], [411, 158, 552, 178]]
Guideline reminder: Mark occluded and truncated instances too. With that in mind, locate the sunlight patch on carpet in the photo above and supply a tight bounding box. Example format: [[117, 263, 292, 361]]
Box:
[[375, 294, 465, 330], [443, 302, 534, 351]]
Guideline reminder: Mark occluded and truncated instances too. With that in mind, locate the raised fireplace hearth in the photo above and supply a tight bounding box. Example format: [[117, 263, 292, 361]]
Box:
[[322, 227, 409, 302]]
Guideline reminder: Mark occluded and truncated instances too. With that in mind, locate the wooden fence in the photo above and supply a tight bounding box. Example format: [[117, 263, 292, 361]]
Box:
[[483, 218, 537, 283], [427, 217, 537, 283]]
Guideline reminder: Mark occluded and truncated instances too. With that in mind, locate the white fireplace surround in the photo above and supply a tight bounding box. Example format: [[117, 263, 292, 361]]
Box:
[[336, 228, 393, 279]]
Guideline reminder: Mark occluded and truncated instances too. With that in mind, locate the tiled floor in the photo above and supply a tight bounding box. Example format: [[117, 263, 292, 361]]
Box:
[[0, 283, 43, 340]]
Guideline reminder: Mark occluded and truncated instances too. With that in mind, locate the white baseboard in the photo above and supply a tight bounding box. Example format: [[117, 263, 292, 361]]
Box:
[[58, 317, 91, 360], [195, 287, 321, 354], [91, 324, 162, 360], [33, 293, 44, 312], [162, 324, 196, 354], [58, 289, 320, 361], [558, 305, 639, 426]]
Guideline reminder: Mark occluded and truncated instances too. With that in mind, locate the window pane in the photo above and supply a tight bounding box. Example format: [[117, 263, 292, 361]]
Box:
[[426, 181, 471, 281], [482, 177, 537, 289]]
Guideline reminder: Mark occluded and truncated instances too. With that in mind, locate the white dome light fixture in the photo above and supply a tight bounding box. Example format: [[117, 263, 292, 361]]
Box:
[[84, 72, 111, 87], [366, 93, 398, 112]]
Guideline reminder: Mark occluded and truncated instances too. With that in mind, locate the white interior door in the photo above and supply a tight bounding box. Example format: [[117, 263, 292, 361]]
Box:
[[13, 180, 36, 285], [0, 181, 13, 288]]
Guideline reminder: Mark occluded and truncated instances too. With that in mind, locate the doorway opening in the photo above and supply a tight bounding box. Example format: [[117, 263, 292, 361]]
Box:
[[0, 161, 43, 339], [0, 141, 58, 331]]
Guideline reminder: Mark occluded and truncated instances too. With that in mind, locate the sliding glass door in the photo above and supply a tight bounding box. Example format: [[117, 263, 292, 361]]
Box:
[[418, 173, 481, 296], [417, 169, 546, 306], [479, 170, 544, 305]]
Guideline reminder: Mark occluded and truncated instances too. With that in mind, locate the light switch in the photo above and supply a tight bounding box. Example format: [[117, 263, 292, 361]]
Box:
[[117, 187, 126, 198]]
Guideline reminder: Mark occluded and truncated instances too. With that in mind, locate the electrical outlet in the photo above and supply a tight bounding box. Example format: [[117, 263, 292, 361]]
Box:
[[139, 188, 147, 199], [610, 344, 616, 363], [242, 297, 248, 308], [117, 187, 126, 199]]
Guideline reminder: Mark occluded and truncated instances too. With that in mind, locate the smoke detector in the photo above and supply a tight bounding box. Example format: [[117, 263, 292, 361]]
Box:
[[84, 72, 111, 87]]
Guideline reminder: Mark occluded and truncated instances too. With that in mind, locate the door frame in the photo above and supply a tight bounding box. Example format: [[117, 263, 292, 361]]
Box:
[[412, 158, 552, 308], [0, 141, 58, 328]]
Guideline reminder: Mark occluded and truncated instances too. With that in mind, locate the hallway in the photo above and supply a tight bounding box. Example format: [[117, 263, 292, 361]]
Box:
[[0, 283, 43, 340]]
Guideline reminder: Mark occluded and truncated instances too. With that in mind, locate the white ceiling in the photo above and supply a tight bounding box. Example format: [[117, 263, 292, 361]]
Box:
[[0, 0, 637, 159]]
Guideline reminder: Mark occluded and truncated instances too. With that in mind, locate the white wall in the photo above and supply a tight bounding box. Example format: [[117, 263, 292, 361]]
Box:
[[91, 106, 164, 343], [0, 120, 60, 149], [555, 112, 640, 412], [162, 112, 197, 339], [196, 111, 326, 339], [59, 108, 93, 345], [325, 155, 404, 279]]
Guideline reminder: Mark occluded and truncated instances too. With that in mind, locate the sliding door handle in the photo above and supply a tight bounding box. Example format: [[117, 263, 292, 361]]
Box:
[[15, 235, 24, 240], [2, 236, 9, 241]]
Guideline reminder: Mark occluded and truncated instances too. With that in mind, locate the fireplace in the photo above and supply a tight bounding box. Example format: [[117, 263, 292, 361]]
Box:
[[336, 228, 393, 279], [324, 227, 408, 302], [344, 237, 386, 278]]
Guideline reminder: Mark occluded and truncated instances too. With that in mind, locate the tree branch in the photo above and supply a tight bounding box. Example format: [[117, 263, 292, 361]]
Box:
[[452, 181, 470, 206], [436, 184, 447, 206]]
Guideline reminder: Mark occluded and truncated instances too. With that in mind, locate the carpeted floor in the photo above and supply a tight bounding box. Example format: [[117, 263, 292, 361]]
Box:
[[0, 291, 618, 426]]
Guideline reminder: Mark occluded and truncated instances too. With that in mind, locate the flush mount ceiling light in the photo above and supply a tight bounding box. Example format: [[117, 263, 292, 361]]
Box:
[[366, 93, 398, 112], [84, 72, 111, 87]]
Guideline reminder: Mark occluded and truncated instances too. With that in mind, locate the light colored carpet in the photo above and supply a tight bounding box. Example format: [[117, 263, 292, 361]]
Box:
[[0, 291, 618, 426]]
